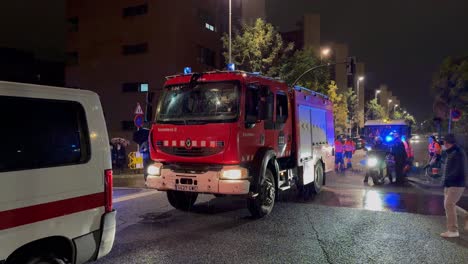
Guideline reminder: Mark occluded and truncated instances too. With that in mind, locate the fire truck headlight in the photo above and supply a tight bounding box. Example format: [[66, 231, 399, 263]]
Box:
[[147, 163, 162, 176], [367, 157, 378, 167], [221, 167, 248, 180]]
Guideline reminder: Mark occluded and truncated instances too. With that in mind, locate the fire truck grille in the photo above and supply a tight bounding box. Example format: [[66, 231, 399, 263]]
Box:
[[159, 146, 223, 157]]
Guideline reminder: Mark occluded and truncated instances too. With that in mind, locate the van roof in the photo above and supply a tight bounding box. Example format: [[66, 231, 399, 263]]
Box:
[[0, 81, 98, 98]]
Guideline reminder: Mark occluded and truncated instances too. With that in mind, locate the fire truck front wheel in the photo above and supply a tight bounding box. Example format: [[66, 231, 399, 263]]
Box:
[[167, 191, 198, 211], [247, 168, 275, 218]]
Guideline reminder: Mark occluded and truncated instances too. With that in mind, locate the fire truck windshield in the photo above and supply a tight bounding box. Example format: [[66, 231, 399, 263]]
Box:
[[156, 81, 240, 124]]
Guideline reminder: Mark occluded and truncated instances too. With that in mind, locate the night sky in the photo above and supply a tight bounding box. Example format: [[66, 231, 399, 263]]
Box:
[[267, 0, 468, 120], [0, 0, 65, 60], [1, 0, 467, 120]]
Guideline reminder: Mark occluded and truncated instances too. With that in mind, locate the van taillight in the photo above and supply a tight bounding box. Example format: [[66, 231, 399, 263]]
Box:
[[104, 169, 113, 212]]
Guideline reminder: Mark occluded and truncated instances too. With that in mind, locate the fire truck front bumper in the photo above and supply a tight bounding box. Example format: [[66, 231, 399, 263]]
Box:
[[145, 163, 251, 195]]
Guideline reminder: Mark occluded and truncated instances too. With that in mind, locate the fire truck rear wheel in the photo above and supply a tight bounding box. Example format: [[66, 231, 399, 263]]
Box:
[[167, 190, 198, 211], [312, 162, 324, 194], [247, 168, 275, 218]]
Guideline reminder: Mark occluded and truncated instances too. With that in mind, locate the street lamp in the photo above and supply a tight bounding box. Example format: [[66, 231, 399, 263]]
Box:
[[387, 99, 392, 117], [356, 76, 365, 107], [320, 47, 331, 62], [375, 90, 381, 101], [355, 76, 365, 135]]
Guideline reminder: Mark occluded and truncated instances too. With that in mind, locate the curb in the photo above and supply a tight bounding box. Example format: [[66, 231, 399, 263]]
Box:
[[113, 173, 143, 179], [407, 176, 443, 189]]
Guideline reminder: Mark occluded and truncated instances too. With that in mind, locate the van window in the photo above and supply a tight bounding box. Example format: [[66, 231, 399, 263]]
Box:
[[0, 96, 90, 172]]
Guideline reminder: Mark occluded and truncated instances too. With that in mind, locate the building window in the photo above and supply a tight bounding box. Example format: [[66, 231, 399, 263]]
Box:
[[66, 52, 78, 66], [123, 4, 148, 18], [122, 82, 149, 93], [198, 46, 215, 67], [67, 17, 79, 32], [0, 96, 90, 172], [122, 43, 148, 55], [121, 121, 135, 131]]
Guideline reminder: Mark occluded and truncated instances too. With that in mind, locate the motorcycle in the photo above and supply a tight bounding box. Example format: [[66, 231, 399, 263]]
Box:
[[365, 149, 389, 185]]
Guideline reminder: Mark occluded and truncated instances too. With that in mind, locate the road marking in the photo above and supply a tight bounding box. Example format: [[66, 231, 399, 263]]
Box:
[[114, 190, 160, 203]]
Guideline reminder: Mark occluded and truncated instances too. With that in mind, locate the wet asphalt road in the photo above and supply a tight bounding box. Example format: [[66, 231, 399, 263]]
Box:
[[100, 139, 468, 264]]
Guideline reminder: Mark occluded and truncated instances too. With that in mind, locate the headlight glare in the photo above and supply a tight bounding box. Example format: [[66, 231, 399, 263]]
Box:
[[221, 167, 248, 180], [367, 157, 378, 167], [147, 164, 162, 176]]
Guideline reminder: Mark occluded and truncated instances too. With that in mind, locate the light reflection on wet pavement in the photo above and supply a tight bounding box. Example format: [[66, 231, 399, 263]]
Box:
[[309, 186, 468, 216]]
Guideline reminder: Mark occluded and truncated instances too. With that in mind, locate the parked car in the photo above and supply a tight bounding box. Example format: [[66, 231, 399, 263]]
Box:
[[0, 81, 116, 264]]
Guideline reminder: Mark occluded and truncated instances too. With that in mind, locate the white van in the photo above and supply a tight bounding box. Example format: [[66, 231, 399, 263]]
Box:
[[0, 82, 116, 264]]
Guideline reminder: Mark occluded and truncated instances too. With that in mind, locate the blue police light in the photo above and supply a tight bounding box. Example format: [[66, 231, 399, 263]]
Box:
[[401, 136, 407, 142], [183, 67, 192, 74], [227, 63, 235, 71], [385, 135, 393, 143]]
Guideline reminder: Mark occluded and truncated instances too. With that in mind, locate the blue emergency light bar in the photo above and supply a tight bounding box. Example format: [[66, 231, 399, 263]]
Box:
[[227, 63, 235, 71], [184, 67, 192, 74]]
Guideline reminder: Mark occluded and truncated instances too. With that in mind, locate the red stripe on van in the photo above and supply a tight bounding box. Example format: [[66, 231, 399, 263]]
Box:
[[0, 192, 105, 230]]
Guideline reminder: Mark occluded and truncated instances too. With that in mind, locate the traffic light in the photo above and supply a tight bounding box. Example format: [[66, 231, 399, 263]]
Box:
[[346, 56, 356, 76]]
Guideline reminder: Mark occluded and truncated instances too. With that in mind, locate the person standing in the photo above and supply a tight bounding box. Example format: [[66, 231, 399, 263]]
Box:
[[335, 136, 345, 172], [428, 135, 442, 164], [440, 134, 467, 238], [344, 136, 356, 169], [390, 132, 407, 184], [140, 140, 150, 181]]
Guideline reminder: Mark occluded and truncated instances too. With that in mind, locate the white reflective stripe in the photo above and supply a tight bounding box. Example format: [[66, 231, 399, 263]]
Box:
[[172, 140, 177, 147], [163, 140, 169, 147], [201, 141, 206, 147], [113, 190, 159, 203], [192, 141, 197, 147], [180, 140, 185, 147], [0, 208, 103, 259]]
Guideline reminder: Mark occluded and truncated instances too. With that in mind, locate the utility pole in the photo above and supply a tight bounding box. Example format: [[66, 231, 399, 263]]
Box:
[[229, 0, 232, 64]]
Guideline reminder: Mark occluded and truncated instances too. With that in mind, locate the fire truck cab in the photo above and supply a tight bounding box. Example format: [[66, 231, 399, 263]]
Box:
[[147, 71, 335, 218]]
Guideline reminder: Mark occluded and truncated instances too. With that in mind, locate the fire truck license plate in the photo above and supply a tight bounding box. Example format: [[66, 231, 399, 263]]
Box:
[[175, 185, 198, 192]]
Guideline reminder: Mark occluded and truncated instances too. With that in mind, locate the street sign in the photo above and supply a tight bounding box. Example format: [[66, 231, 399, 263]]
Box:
[[134, 114, 144, 128], [134, 103, 144, 115], [451, 109, 462, 122]]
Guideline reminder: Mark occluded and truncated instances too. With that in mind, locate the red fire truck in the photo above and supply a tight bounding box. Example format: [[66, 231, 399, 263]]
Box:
[[147, 70, 335, 218]]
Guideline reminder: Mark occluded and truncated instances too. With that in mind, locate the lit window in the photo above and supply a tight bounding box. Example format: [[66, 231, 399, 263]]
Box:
[[205, 23, 215, 31], [140, 83, 149, 92], [122, 82, 149, 93]]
